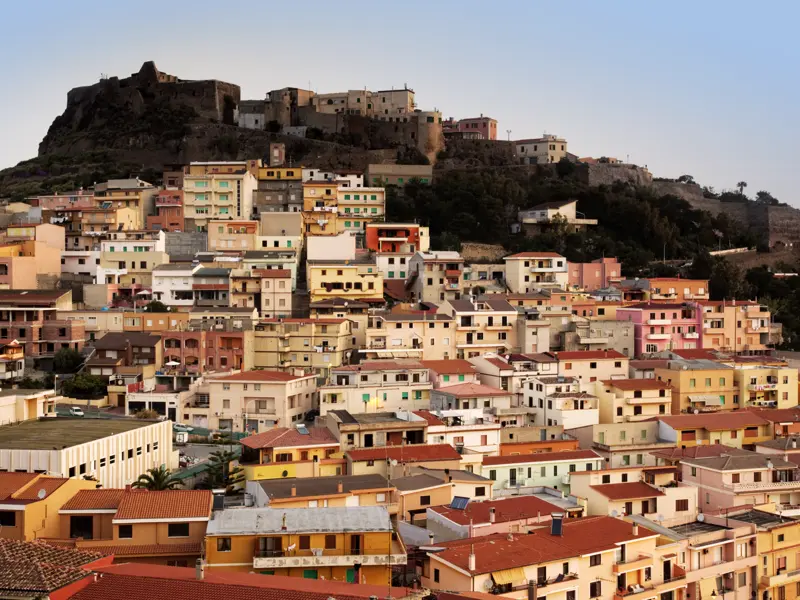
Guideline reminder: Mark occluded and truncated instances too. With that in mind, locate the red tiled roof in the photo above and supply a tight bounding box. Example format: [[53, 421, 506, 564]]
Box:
[[552, 350, 627, 360], [432, 516, 654, 574], [215, 370, 307, 382], [670, 348, 719, 360], [347, 443, 461, 463], [413, 410, 445, 426], [420, 359, 477, 374], [484, 357, 512, 370], [13, 477, 69, 500], [658, 411, 770, 431], [589, 482, 665, 501], [86, 542, 202, 557], [61, 489, 126, 511], [383, 279, 410, 302], [505, 252, 564, 259], [253, 269, 291, 278], [240, 427, 338, 450], [437, 382, 510, 398], [749, 407, 800, 423], [600, 378, 672, 391], [114, 490, 212, 521], [429, 495, 567, 526], [483, 449, 601, 466], [259, 318, 347, 324], [77, 564, 411, 600], [0, 473, 38, 501]]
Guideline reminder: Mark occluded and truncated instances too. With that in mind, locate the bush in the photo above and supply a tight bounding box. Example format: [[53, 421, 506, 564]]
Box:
[[134, 409, 160, 420], [61, 373, 107, 399], [53, 348, 83, 373]]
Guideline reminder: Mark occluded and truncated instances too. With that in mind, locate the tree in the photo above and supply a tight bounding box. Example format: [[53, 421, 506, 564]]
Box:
[[53, 348, 83, 373], [737, 181, 748, 196], [61, 373, 106, 399], [203, 450, 244, 494], [555, 157, 576, 179], [756, 190, 779, 205], [677, 174, 695, 184], [144, 300, 169, 313], [709, 258, 746, 301], [134, 409, 160, 420], [688, 251, 714, 280], [132, 465, 183, 491]]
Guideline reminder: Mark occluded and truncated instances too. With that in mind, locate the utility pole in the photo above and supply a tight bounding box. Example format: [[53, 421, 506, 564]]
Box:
[[506, 130, 512, 142]]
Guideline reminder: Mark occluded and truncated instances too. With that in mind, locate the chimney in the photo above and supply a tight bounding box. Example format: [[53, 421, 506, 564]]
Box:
[[468, 545, 476, 571], [632, 522, 639, 536], [528, 580, 536, 600], [124, 484, 131, 492], [337, 480, 343, 493], [290, 485, 296, 497], [489, 507, 496, 523], [195, 558, 205, 580]]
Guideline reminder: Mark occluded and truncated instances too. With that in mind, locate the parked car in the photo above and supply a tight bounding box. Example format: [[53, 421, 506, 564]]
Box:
[[172, 423, 194, 432], [68, 407, 85, 417]]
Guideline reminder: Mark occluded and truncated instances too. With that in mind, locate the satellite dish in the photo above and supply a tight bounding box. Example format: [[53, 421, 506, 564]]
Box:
[[657, 514, 665, 523], [697, 513, 706, 522], [610, 509, 619, 517], [390, 459, 398, 467], [37, 489, 47, 500], [693, 409, 699, 415], [484, 579, 494, 591]]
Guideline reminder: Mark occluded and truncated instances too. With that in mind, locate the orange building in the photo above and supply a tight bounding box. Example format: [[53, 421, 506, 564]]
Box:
[[498, 438, 580, 456]]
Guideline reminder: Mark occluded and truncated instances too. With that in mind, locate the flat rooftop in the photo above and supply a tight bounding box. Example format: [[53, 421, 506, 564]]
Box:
[[669, 521, 729, 537], [0, 418, 154, 450], [728, 509, 797, 528]]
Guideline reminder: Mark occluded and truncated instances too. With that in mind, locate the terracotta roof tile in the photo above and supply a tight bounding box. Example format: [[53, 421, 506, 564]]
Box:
[[84, 542, 202, 557], [61, 489, 126, 511], [600, 378, 672, 391], [483, 449, 601, 466], [505, 252, 565, 259], [650, 445, 751, 461], [420, 359, 477, 374], [114, 490, 212, 521], [215, 370, 309, 382], [240, 426, 338, 450], [433, 516, 655, 574], [347, 443, 461, 463], [589, 482, 665, 501], [552, 350, 627, 360], [658, 411, 770, 431], [13, 477, 69, 500], [429, 495, 567, 526], [0, 473, 38, 501], [413, 410, 445, 426], [436, 382, 510, 398]]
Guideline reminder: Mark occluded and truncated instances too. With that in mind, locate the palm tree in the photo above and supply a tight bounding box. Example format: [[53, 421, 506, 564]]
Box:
[[132, 465, 183, 490], [737, 181, 747, 196]]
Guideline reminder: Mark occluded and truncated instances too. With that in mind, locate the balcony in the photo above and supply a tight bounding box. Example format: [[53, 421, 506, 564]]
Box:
[[647, 319, 672, 325], [485, 323, 513, 331], [456, 323, 480, 331], [253, 540, 406, 570], [614, 567, 686, 600], [685, 554, 757, 584], [761, 567, 800, 589], [646, 333, 671, 340], [723, 475, 800, 493], [683, 332, 700, 339], [749, 382, 778, 391], [613, 554, 653, 574], [578, 332, 609, 344], [626, 395, 668, 405]]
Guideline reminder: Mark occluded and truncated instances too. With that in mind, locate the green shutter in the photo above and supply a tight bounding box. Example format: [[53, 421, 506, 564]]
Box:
[[443, 375, 450, 382], [459, 375, 465, 382], [362, 393, 370, 402]]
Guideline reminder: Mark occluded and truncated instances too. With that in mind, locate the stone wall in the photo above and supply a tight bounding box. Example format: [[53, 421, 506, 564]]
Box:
[[165, 231, 207, 260], [576, 163, 653, 187], [651, 181, 705, 204], [461, 242, 507, 262]]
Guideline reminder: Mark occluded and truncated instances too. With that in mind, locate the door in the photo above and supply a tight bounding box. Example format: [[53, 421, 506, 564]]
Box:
[[617, 574, 627, 592], [350, 535, 362, 555], [509, 469, 517, 486], [346, 569, 356, 583], [364, 434, 373, 447], [303, 569, 318, 579], [663, 560, 671, 582]]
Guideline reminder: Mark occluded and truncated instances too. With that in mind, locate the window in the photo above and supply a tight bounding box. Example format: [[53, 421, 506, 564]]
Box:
[[299, 535, 311, 550], [325, 534, 336, 549], [0, 511, 15, 527], [676, 499, 689, 512], [489, 470, 496, 480], [475, 486, 486, 496], [732, 474, 740, 483], [420, 495, 431, 506], [434, 568, 440, 583], [778, 534, 785, 542], [168, 523, 190, 537], [118, 524, 133, 538], [217, 537, 231, 551], [691, 467, 697, 477], [590, 581, 602, 598]]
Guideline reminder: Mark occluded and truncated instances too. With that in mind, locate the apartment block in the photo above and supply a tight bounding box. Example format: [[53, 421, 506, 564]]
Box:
[[253, 318, 356, 378], [699, 301, 772, 354], [254, 166, 304, 215], [363, 312, 456, 361], [408, 251, 467, 304], [302, 181, 339, 235], [319, 359, 432, 416], [307, 258, 383, 304], [162, 323, 254, 377], [240, 426, 342, 481], [515, 134, 568, 164], [94, 178, 158, 224], [146, 189, 184, 232], [337, 187, 385, 234], [183, 163, 257, 231], [503, 252, 569, 293], [309, 297, 370, 346], [0, 289, 84, 357], [552, 350, 630, 391], [365, 223, 429, 254], [438, 297, 519, 359], [524, 374, 599, 429], [567, 422, 675, 468], [207, 219, 259, 252], [596, 378, 673, 423], [481, 449, 603, 494], [656, 412, 772, 449], [568, 257, 623, 290], [654, 359, 738, 413]]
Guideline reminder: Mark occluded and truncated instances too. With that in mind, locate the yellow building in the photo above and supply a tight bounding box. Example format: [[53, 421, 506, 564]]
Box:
[[336, 187, 385, 234], [655, 359, 739, 413], [208, 220, 260, 252], [307, 259, 383, 304], [183, 163, 257, 231], [438, 297, 520, 359], [204, 506, 405, 584], [0, 473, 96, 541], [657, 412, 773, 448], [253, 318, 356, 378], [726, 359, 798, 409], [239, 426, 343, 481], [698, 301, 772, 353], [596, 378, 673, 423], [94, 178, 158, 224], [78, 206, 141, 237], [302, 181, 339, 235], [99, 231, 169, 288], [363, 312, 456, 361]]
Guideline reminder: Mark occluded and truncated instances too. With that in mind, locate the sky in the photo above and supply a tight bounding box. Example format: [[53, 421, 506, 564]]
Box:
[[1, 0, 797, 204]]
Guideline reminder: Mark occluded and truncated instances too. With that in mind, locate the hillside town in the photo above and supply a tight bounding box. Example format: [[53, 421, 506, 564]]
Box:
[[1, 72, 800, 600]]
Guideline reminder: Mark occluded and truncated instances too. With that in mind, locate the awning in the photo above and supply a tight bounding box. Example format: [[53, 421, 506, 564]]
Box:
[[491, 568, 526, 586], [689, 394, 723, 406]]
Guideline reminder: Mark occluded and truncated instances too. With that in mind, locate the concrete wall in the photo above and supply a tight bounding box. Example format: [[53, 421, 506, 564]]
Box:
[[165, 231, 207, 259]]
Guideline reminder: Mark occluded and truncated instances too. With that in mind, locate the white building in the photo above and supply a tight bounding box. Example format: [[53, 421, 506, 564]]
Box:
[[0, 418, 176, 488], [302, 168, 364, 188], [152, 263, 201, 308], [503, 252, 569, 293], [61, 249, 103, 284], [524, 374, 599, 429]]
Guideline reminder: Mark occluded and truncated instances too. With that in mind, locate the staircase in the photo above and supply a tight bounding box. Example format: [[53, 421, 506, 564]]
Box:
[[293, 245, 310, 318]]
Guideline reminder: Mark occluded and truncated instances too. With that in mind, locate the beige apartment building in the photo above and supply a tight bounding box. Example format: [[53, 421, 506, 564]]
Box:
[[94, 178, 158, 223], [185, 370, 317, 433], [437, 297, 519, 359], [253, 318, 356, 379], [727, 360, 798, 409], [183, 162, 257, 231], [503, 251, 569, 293], [567, 422, 676, 468], [307, 258, 384, 304], [596, 378, 673, 423], [363, 313, 456, 361], [552, 349, 629, 391], [408, 251, 467, 304], [514, 134, 568, 164], [336, 187, 386, 234], [311, 87, 415, 117], [698, 301, 772, 353], [309, 298, 370, 347], [319, 359, 432, 416], [207, 219, 260, 252]]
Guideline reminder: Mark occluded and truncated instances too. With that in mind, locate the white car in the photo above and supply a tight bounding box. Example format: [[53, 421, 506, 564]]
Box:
[[172, 423, 194, 432], [68, 407, 85, 417]]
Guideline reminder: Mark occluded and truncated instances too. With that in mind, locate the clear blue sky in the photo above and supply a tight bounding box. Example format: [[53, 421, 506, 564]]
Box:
[[2, 0, 797, 204]]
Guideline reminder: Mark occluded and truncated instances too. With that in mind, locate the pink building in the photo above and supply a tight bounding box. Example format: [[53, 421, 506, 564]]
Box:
[[28, 190, 95, 211], [442, 115, 498, 140], [568, 257, 622, 290], [617, 303, 704, 357]]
